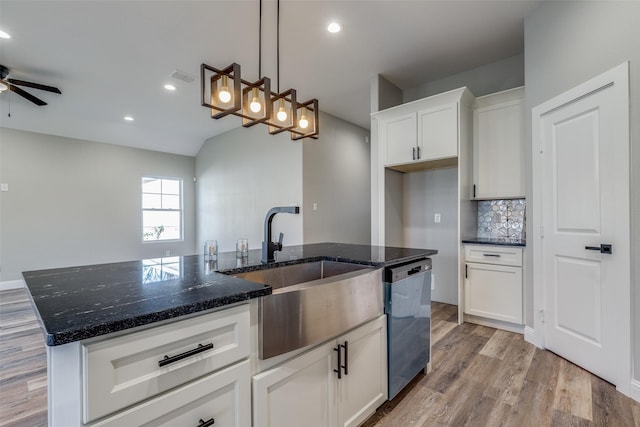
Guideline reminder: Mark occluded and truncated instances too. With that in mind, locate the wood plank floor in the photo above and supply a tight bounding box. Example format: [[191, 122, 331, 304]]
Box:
[[362, 302, 640, 427], [0, 288, 47, 427], [1, 288, 639, 426]]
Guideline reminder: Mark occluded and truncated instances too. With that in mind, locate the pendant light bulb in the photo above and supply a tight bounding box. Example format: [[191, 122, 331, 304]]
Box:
[[218, 75, 232, 103], [249, 88, 262, 113], [299, 107, 309, 129], [276, 99, 288, 122]]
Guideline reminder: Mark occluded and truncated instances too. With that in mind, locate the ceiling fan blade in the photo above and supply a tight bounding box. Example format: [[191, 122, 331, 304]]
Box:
[[7, 78, 61, 94], [8, 84, 47, 106]]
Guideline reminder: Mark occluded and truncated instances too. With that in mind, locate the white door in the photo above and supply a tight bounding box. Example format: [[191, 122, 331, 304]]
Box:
[[533, 63, 630, 391]]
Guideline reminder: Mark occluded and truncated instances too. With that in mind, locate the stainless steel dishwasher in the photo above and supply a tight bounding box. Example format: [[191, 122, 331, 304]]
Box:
[[384, 257, 432, 400]]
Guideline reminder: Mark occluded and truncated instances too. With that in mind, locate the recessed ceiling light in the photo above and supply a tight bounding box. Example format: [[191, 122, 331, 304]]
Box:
[[0, 30, 11, 39], [164, 83, 176, 91], [327, 22, 341, 33], [124, 116, 134, 122]]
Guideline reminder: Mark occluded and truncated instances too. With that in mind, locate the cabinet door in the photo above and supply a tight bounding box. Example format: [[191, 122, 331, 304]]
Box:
[[337, 316, 387, 427], [418, 103, 458, 160], [381, 112, 417, 165], [92, 360, 250, 427], [473, 96, 525, 199], [253, 342, 337, 427], [464, 262, 522, 324]]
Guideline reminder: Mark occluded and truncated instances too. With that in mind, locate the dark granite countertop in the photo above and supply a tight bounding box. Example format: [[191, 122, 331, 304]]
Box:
[[461, 237, 526, 247], [23, 243, 436, 346]]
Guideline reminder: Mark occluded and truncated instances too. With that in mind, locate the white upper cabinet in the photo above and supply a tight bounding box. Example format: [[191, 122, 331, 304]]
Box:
[[373, 87, 472, 171], [383, 112, 418, 165], [418, 102, 458, 161], [472, 87, 525, 199]]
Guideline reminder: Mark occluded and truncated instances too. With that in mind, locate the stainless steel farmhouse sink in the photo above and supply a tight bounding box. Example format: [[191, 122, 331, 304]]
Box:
[[226, 260, 384, 359]]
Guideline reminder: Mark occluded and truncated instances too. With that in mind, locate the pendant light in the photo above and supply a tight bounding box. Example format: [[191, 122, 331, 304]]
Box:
[[200, 0, 318, 140]]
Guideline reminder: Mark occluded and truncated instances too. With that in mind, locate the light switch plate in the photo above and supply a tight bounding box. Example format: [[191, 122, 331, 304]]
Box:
[[1, 183, 8, 192], [434, 213, 441, 223]]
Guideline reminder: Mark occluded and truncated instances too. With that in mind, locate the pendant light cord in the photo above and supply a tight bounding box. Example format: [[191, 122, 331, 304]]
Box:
[[258, 0, 262, 78], [277, 0, 280, 93]]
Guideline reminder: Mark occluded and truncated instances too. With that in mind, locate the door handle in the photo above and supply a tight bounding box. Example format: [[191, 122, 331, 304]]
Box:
[[585, 244, 612, 254]]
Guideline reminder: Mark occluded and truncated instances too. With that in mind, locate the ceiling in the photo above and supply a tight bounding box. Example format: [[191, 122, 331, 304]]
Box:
[[0, 0, 542, 157]]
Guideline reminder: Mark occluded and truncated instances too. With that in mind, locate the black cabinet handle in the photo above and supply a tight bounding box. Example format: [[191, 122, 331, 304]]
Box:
[[417, 146, 421, 160], [473, 184, 476, 198], [158, 343, 214, 367], [585, 244, 612, 254], [198, 418, 215, 427], [412, 147, 416, 160], [341, 341, 349, 376], [483, 253, 501, 258], [465, 264, 468, 279], [333, 345, 342, 379]]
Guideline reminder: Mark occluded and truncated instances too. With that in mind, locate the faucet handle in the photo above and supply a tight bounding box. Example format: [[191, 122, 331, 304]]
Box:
[[277, 232, 284, 250]]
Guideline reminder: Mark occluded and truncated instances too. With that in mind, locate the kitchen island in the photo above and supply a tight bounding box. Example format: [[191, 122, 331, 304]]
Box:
[[23, 243, 437, 427]]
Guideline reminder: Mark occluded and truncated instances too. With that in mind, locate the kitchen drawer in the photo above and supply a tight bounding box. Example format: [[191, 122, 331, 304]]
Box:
[[464, 244, 522, 267], [83, 304, 249, 423], [91, 359, 250, 427]]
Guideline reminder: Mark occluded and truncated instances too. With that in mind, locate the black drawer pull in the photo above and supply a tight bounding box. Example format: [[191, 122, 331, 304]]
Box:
[[483, 254, 501, 257], [341, 341, 349, 375], [158, 343, 214, 367], [333, 345, 342, 379], [198, 418, 215, 427]]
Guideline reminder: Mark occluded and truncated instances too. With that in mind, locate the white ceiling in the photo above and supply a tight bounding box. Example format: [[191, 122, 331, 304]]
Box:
[[0, 0, 541, 157]]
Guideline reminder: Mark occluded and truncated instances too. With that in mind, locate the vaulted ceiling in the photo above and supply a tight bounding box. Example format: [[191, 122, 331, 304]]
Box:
[[0, 0, 541, 156]]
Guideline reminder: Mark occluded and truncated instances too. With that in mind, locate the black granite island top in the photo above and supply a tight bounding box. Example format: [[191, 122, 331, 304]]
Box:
[[23, 243, 436, 346]]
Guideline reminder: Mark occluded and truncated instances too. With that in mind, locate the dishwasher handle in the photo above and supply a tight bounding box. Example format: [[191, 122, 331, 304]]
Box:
[[385, 258, 432, 283]]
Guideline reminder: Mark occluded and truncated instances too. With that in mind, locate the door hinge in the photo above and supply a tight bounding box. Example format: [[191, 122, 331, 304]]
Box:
[[539, 309, 545, 323], [540, 226, 544, 238]]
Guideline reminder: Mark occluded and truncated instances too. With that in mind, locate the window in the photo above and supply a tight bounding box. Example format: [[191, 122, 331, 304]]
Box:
[[142, 177, 182, 241]]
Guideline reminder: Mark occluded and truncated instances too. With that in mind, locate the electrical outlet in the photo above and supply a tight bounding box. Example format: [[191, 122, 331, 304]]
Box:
[[434, 213, 441, 223], [165, 250, 171, 256], [313, 202, 318, 211], [0, 183, 8, 192]]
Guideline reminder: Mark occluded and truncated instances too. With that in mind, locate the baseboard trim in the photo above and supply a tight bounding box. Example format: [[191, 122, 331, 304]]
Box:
[[463, 314, 524, 334], [0, 280, 26, 291], [629, 379, 640, 403]]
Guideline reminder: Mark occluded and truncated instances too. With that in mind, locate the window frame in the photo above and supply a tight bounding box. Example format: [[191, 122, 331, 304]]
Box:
[[141, 176, 184, 243]]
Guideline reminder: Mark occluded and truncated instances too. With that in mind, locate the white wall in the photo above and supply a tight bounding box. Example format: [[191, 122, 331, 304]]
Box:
[[195, 123, 303, 254], [403, 53, 524, 102], [403, 167, 459, 304], [0, 128, 196, 281], [523, 0, 640, 379], [303, 113, 371, 245]]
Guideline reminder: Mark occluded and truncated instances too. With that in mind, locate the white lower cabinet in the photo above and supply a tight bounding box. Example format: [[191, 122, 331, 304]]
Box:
[[253, 315, 387, 427], [464, 245, 523, 325], [92, 360, 250, 427]]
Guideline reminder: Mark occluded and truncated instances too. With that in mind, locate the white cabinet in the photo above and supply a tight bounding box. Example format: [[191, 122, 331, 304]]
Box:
[[464, 245, 523, 326], [48, 304, 251, 427], [91, 360, 251, 427], [375, 90, 466, 169], [382, 112, 417, 165], [472, 87, 525, 199], [253, 315, 387, 427], [418, 102, 458, 161]]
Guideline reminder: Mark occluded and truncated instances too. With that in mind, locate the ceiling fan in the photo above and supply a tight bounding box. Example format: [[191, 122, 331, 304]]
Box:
[[0, 64, 61, 106]]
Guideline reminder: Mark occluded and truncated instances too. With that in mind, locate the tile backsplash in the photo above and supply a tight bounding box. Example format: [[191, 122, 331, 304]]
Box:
[[477, 199, 526, 240]]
